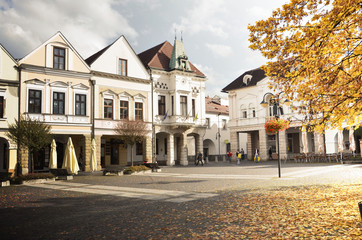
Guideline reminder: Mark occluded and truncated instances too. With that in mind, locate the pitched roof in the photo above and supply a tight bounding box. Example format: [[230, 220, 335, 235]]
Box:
[[205, 97, 229, 115], [222, 68, 266, 92], [138, 41, 205, 77], [85, 44, 111, 66]]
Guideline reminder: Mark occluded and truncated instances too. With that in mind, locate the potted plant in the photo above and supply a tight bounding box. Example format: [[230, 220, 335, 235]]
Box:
[[264, 117, 289, 134]]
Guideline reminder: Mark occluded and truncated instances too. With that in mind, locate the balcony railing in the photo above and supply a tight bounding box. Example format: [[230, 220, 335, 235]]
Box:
[[25, 113, 90, 125], [154, 115, 206, 127]]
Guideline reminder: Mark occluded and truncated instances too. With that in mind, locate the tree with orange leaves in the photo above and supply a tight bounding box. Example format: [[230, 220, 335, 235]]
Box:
[[248, 0, 362, 131]]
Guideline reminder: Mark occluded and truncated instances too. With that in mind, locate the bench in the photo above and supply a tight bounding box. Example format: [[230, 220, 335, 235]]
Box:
[[143, 162, 161, 172], [103, 167, 125, 176]]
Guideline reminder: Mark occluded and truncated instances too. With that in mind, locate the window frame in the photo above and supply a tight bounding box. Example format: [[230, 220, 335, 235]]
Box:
[[53, 91, 65, 115], [135, 102, 143, 121], [118, 58, 128, 76], [119, 100, 129, 120], [104, 98, 113, 119], [180, 95, 187, 116], [75, 94, 86, 116], [158, 95, 166, 116], [28, 89, 42, 113], [53, 46, 65, 70]]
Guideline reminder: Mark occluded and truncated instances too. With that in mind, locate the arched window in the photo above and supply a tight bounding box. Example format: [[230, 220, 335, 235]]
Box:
[[249, 103, 256, 118], [240, 105, 247, 118]]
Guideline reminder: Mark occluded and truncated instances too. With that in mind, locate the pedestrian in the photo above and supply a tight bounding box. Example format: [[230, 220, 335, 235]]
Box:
[[227, 150, 232, 163], [237, 149, 241, 164], [196, 151, 204, 166], [240, 148, 245, 161], [268, 147, 273, 160], [254, 148, 260, 162]]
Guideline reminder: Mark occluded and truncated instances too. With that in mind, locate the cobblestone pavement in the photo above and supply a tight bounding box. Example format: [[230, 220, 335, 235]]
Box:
[[0, 161, 361, 239]]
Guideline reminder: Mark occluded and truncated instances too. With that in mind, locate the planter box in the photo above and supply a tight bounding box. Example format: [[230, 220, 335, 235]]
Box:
[[124, 170, 152, 175], [1, 180, 10, 187], [21, 178, 55, 185]]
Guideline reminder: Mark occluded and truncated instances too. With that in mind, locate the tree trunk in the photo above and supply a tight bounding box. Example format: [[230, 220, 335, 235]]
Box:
[[131, 144, 134, 166], [31, 152, 34, 173]]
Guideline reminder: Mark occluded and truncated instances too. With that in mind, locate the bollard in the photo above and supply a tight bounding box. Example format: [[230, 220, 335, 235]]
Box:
[[359, 201, 362, 221]]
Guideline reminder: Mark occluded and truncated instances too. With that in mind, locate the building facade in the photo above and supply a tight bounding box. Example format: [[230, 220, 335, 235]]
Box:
[[18, 32, 93, 174], [223, 68, 359, 162], [204, 96, 229, 162], [0, 44, 19, 174], [85, 35, 152, 168], [138, 39, 207, 165]]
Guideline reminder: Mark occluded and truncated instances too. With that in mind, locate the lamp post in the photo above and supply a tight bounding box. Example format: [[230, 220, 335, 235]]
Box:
[[218, 113, 221, 161], [261, 93, 290, 178]]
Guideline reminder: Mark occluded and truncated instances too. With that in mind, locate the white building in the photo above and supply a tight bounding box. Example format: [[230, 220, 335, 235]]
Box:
[[222, 68, 359, 161], [85, 35, 152, 167], [203, 96, 230, 162], [138, 38, 207, 165]]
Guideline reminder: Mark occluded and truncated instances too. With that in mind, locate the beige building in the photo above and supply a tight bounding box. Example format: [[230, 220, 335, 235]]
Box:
[[18, 32, 93, 174], [0, 44, 19, 174]]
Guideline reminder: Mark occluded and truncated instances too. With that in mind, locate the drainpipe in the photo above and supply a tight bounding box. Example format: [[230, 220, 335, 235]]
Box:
[[90, 79, 95, 140], [15, 65, 21, 176]]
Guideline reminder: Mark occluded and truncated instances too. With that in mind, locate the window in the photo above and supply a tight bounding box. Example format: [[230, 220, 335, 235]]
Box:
[[158, 95, 166, 116], [118, 58, 127, 76], [28, 89, 42, 113], [53, 47, 65, 70], [240, 105, 247, 119], [180, 96, 187, 116], [120, 100, 128, 120], [136, 141, 143, 155], [222, 119, 227, 130], [171, 96, 174, 115], [135, 102, 143, 120], [53, 92, 65, 115], [104, 99, 113, 119], [206, 118, 210, 128], [164, 138, 167, 155], [192, 99, 195, 117], [75, 94, 86, 116], [249, 103, 256, 118], [252, 110, 256, 118], [0, 96, 4, 118]]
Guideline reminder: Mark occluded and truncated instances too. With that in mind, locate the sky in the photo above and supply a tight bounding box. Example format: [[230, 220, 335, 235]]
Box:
[[0, 0, 289, 98]]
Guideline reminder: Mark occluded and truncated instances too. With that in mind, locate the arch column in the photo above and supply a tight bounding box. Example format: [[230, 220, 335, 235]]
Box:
[[167, 134, 175, 166], [180, 132, 188, 166]]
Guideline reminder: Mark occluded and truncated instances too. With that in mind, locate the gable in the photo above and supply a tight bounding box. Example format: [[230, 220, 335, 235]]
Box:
[[86, 35, 149, 80], [19, 32, 90, 73], [0, 44, 18, 81], [222, 68, 266, 92]]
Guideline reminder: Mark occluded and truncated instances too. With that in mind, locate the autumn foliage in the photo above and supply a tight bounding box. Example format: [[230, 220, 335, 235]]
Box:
[[264, 117, 290, 134], [248, 0, 362, 131]]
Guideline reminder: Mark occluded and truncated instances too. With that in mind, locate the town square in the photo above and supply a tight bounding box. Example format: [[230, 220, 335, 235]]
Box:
[[0, 0, 361, 239]]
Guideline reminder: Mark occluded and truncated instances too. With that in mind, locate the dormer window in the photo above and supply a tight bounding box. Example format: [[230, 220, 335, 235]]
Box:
[[118, 58, 127, 76], [53, 47, 65, 70], [243, 74, 252, 85]]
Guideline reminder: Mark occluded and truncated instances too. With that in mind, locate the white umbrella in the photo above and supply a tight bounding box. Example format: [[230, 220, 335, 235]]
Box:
[[338, 129, 344, 152], [302, 127, 308, 154], [62, 137, 79, 175], [49, 139, 57, 169], [90, 138, 97, 171], [349, 127, 356, 156]]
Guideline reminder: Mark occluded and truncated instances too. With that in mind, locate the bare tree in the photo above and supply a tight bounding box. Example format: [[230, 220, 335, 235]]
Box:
[[114, 119, 150, 166]]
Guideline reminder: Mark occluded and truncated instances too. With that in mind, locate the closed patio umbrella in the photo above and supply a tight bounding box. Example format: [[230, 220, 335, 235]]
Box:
[[62, 137, 79, 175], [49, 139, 57, 169], [90, 138, 97, 172], [317, 133, 324, 154]]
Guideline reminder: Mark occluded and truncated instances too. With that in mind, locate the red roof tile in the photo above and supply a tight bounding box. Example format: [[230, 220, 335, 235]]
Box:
[[138, 41, 205, 77], [205, 97, 229, 115]]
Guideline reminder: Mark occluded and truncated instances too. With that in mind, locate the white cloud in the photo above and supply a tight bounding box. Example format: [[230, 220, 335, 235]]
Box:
[[0, 0, 138, 58], [205, 43, 232, 58], [193, 63, 228, 97], [171, 0, 228, 38]]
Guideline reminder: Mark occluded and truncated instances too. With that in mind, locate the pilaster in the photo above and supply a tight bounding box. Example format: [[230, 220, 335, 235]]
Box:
[[145, 136, 152, 162], [83, 135, 92, 172], [167, 134, 175, 166], [180, 133, 188, 166], [259, 128, 267, 161], [279, 130, 288, 160], [230, 130, 238, 161]]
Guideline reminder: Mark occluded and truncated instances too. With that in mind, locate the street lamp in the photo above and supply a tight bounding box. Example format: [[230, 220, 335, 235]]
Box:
[[261, 93, 291, 178], [218, 113, 221, 161]]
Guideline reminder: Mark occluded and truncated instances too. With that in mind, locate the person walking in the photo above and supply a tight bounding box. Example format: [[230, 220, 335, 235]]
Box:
[[196, 151, 204, 166], [237, 149, 241, 164], [268, 147, 273, 160], [254, 148, 260, 163], [240, 148, 245, 161], [227, 150, 232, 163]]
